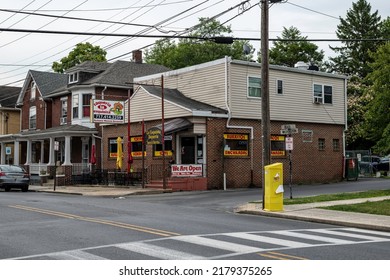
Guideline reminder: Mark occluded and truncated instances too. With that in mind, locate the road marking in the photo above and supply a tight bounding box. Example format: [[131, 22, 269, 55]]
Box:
[[9, 204, 180, 237], [171, 235, 262, 254], [259, 251, 308, 260], [272, 230, 355, 244], [7, 227, 390, 260], [116, 242, 206, 260], [225, 232, 311, 248]]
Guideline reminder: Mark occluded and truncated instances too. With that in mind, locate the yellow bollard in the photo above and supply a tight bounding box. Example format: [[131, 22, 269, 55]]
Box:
[[264, 163, 284, 211]]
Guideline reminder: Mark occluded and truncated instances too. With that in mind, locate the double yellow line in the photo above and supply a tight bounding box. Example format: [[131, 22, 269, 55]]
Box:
[[258, 251, 308, 260], [9, 205, 180, 237]]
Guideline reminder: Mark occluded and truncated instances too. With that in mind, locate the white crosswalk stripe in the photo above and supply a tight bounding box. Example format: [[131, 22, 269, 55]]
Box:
[[9, 227, 390, 260]]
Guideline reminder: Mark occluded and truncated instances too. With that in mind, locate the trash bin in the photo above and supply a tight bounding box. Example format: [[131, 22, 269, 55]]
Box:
[[264, 163, 284, 211], [345, 158, 358, 181]]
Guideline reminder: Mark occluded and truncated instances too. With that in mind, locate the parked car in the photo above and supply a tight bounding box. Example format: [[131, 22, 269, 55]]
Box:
[[0, 165, 30, 192]]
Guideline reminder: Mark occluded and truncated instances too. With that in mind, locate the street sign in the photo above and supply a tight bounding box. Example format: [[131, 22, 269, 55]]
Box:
[[280, 128, 298, 135], [281, 124, 296, 130], [286, 137, 293, 150]]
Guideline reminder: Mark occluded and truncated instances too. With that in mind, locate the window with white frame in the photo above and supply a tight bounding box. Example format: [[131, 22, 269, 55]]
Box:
[[30, 81, 36, 100], [313, 84, 333, 104], [29, 106, 37, 129], [248, 76, 261, 98], [73, 94, 79, 119], [61, 98, 67, 124], [68, 72, 78, 84], [82, 94, 91, 117], [277, 80, 283, 94]]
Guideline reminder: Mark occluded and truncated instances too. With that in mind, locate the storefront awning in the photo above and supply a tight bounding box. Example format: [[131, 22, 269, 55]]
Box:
[[154, 118, 192, 134]]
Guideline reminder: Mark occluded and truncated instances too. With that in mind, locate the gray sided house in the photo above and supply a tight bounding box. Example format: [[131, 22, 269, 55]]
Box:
[[0, 56, 169, 185], [102, 57, 347, 190]]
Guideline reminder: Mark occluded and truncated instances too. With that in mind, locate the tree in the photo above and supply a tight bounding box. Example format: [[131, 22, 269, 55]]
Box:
[[52, 42, 107, 73], [144, 18, 254, 69], [266, 26, 324, 67], [362, 43, 390, 155], [328, 0, 382, 78]]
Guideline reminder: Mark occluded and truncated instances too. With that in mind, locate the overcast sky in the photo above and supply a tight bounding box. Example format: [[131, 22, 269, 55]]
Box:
[[0, 0, 388, 87]]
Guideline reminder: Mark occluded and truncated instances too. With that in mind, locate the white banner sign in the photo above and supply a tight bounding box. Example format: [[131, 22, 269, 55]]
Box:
[[171, 164, 203, 177], [92, 99, 125, 123]]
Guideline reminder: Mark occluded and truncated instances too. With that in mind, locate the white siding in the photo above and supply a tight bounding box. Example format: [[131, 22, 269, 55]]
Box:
[[125, 88, 192, 123], [229, 63, 346, 125]]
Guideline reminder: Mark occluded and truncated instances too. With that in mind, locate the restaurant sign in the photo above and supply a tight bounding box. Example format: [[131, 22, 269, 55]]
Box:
[[171, 164, 203, 177], [146, 127, 162, 145], [92, 100, 124, 123]]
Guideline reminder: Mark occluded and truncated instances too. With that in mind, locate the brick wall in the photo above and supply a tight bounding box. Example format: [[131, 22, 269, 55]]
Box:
[[102, 118, 344, 189]]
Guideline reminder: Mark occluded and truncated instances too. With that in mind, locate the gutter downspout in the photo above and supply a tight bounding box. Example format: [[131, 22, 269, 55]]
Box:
[[224, 56, 255, 189]]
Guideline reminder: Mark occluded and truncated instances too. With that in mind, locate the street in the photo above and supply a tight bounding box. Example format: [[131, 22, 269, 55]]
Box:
[[1, 178, 390, 260]]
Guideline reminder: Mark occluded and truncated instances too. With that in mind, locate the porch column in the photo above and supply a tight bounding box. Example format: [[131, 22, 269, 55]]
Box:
[[40, 141, 45, 163], [0, 142, 5, 164], [63, 135, 72, 165], [25, 140, 32, 165], [48, 137, 55, 165], [14, 141, 19, 165]]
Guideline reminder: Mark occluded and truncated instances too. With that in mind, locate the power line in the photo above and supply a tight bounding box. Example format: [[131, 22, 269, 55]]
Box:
[[1, 27, 388, 42]]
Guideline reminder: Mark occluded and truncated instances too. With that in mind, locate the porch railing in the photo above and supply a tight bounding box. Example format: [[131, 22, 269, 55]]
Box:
[[28, 163, 48, 175]]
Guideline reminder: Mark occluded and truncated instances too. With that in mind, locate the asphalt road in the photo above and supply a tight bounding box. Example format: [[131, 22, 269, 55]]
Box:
[[1, 178, 389, 260]]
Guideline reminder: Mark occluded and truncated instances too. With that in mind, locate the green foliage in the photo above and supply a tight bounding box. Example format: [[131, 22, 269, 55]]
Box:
[[266, 26, 324, 67], [144, 18, 254, 69], [52, 42, 107, 73], [328, 0, 382, 78], [362, 43, 390, 155]]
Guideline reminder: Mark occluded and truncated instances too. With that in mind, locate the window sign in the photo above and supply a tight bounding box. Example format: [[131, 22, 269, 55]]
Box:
[[271, 135, 286, 157], [223, 134, 249, 156], [109, 138, 123, 158], [131, 136, 146, 157], [154, 139, 173, 157]]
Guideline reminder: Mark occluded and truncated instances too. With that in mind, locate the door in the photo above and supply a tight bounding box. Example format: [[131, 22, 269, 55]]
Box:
[[181, 137, 195, 164]]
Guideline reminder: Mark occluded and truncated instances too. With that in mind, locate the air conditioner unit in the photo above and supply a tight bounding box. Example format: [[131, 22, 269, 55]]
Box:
[[314, 97, 323, 104], [60, 117, 67, 125]]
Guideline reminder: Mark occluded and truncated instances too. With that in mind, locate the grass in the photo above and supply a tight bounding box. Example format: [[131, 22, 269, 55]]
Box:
[[321, 200, 390, 216], [283, 189, 390, 205]]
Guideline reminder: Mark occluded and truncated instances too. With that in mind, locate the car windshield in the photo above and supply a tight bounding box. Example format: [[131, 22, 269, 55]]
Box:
[[0, 166, 24, 172]]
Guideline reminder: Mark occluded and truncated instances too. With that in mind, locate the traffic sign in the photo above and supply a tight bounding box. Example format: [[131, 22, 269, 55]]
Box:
[[281, 124, 296, 130], [280, 128, 298, 135], [286, 137, 293, 150]]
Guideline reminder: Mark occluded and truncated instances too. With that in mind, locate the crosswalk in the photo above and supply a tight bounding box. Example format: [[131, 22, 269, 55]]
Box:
[[10, 227, 390, 260]]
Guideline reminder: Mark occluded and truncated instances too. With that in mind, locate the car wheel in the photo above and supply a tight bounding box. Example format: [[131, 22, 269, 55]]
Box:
[[21, 186, 29, 192], [4, 186, 11, 192]]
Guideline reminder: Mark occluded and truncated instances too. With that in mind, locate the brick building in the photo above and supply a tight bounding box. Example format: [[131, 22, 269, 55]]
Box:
[[102, 57, 347, 190]]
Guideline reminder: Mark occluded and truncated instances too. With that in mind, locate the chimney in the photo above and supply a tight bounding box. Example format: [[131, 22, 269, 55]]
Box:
[[132, 50, 142, 64]]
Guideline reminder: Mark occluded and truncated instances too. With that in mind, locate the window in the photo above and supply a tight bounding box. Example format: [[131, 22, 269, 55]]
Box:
[[109, 138, 123, 158], [154, 138, 173, 157], [29, 106, 36, 129], [73, 94, 79, 119], [60, 98, 67, 125], [248, 76, 261, 98], [333, 139, 340, 151], [30, 81, 36, 100], [223, 134, 249, 156], [318, 138, 326, 151], [82, 94, 91, 117], [68, 72, 78, 84], [131, 136, 145, 157], [271, 135, 286, 157], [313, 84, 333, 104], [277, 80, 283, 94]]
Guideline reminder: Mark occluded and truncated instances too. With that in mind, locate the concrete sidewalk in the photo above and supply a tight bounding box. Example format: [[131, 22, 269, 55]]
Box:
[[236, 196, 390, 232], [29, 184, 390, 232]]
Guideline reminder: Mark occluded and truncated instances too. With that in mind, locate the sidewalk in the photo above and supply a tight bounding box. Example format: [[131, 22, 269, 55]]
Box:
[[29, 184, 390, 232], [236, 196, 390, 232]]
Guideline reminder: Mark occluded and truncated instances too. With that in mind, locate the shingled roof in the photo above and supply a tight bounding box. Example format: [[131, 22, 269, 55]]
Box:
[[0, 86, 21, 107]]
